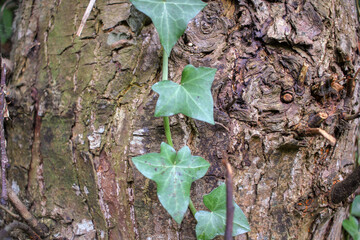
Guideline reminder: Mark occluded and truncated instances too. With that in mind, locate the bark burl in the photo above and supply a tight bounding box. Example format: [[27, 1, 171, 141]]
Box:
[[3, 0, 360, 239]]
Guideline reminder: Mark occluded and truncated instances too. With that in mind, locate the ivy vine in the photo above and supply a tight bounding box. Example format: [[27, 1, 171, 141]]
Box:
[[129, 0, 250, 239]]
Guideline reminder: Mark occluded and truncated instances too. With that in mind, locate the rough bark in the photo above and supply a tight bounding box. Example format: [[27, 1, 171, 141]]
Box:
[[3, 0, 360, 239]]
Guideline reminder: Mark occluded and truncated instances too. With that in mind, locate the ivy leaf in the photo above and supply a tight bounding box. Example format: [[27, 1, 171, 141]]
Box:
[[0, 9, 13, 44], [343, 216, 360, 240], [152, 65, 216, 124], [131, 142, 210, 224], [129, 0, 207, 56], [351, 195, 360, 217], [195, 184, 250, 240]]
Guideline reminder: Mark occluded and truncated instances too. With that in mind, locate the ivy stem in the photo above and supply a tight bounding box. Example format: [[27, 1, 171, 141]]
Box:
[[189, 199, 197, 217], [162, 50, 168, 81], [162, 49, 173, 147], [163, 117, 173, 147]]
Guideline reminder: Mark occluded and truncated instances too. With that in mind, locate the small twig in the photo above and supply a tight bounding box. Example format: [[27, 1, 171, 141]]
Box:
[[222, 152, 234, 240], [304, 128, 336, 146], [0, 220, 42, 240], [296, 124, 336, 146], [331, 166, 360, 204], [0, 62, 8, 205], [76, 0, 96, 37], [307, 112, 328, 128], [342, 112, 360, 121], [214, 121, 230, 132], [6, 184, 48, 237], [0, 203, 20, 219]]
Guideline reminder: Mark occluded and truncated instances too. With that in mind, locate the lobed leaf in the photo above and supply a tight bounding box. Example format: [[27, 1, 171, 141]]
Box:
[[351, 195, 360, 217], [152, 65, 216, 124], [129, 0, 207, 56], [195, 184, 250, 240], [0, 9, 13, 44], [343, 216, 360, 240], [132, 142, 210, 224]]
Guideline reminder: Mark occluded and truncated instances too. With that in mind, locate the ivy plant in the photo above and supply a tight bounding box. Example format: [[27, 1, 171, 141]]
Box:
[[132, 143, 210, 223], [351, 196, 360, 217], [343, 195, 360, 240], [152, 65, 216, 124], [129, 0, 250, 238], [0, 3, 13, 44], [130, 0, 206, 56], [195, 184, 250, 239]]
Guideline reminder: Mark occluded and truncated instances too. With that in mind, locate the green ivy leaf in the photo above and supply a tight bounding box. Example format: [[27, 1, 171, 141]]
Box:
[[195, 184, 250, 240], [351, 196, 360, 217], [132, 142, 210, 224], [129, 0, 206, 56], [0, 9, 13, 44], [152, 65, 216, 124], [343, 216, 360, 240]]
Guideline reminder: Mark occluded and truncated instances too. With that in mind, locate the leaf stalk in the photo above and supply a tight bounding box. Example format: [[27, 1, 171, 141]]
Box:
[[163, 117, 173, 147], [162, 49, 168, 81], [189, 199, 197, 216], [161, 49, 174, 147]]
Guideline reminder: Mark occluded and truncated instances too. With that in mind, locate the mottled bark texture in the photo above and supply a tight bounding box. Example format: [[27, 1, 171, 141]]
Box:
[[3, 0, 360, 239]]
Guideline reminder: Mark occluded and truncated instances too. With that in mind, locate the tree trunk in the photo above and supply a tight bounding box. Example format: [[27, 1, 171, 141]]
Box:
[[4, 0, 360, 239]]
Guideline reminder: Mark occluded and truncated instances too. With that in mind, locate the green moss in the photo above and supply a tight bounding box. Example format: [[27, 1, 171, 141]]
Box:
[[40, 115, 86, 220], [113, 45, 140, 71], [94, 63, 118, 94], [41, 114, 107, 232], [76, 43, 97, 93], [95, 99, 115, 125], [47, 2, 76, 54], [75, 150, 107, 231], [41, 115, 76, 186]]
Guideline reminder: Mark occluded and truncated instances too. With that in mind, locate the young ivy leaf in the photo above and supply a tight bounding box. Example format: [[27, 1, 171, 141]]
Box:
[[342, 216, 360, 240], [351, 195, 360, 217], [0, 9, 13, 44], [152, 65, 217, 124], [195, 184, 250, 240], [131, 142, 210, 224], [129, 0, 207, 56]]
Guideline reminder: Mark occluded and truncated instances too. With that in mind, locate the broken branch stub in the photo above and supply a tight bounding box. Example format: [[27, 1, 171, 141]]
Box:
[[331, 166, 360, 204]]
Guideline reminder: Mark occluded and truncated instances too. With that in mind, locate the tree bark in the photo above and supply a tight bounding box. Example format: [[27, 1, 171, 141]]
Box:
[[3, 0, 360, 239]]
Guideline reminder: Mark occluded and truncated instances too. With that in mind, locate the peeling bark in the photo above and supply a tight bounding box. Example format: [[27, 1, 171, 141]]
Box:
[[3, 0, 360, 239]]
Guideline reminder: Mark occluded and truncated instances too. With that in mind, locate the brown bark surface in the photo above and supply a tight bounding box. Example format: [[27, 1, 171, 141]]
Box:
[[3, 0, 360, 239]]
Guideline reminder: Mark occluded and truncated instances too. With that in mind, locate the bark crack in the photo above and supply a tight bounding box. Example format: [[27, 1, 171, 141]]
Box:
[[69, 136, 98, 238]]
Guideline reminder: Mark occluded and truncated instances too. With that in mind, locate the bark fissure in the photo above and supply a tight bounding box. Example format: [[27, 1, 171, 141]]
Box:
[[70, 129, 99, 238]]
